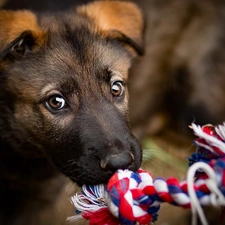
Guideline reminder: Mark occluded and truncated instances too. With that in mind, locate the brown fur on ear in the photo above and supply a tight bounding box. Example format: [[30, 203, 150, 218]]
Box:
[[77, 1, 144, 55], [0, 10, 45, 51]]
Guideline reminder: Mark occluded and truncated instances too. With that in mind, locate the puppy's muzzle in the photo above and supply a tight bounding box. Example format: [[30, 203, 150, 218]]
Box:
[[100, 151, 134, 172]]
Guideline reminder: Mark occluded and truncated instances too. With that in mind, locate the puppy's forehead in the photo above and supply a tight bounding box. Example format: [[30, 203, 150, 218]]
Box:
[[39, 13, 131, 78]]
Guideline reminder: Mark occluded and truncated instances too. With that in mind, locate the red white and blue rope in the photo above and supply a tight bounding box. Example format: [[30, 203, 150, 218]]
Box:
[[67, 123, 225, 225]]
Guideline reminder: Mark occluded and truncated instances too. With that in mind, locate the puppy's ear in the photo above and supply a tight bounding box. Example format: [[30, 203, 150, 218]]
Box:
[[0, 10, 45, 60], [77, 1, 144, 55]]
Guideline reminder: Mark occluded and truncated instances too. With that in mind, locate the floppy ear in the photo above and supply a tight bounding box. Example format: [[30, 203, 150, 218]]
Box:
[[0, 10, 45, 60], [77, 1, 144, 55]]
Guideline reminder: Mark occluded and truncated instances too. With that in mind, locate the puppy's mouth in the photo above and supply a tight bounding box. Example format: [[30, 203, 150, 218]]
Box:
[[58, 151, 140, 186]]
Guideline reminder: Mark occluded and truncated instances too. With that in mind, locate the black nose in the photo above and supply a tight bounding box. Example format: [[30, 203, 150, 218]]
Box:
[[101, 152, 134, 172]]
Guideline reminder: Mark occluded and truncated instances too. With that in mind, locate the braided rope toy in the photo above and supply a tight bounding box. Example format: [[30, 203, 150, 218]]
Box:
[[67, 123, 225, 225]]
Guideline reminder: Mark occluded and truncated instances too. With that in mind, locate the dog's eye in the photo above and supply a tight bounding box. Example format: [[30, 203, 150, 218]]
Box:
[[45, 95, 66, 112], [111, 81, 124, 97], [11, 39, 25, 55]]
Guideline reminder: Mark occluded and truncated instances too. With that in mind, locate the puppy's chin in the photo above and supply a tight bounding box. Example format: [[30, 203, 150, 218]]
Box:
[[70, 171, 114, 186], [58, 163, 128, 186]]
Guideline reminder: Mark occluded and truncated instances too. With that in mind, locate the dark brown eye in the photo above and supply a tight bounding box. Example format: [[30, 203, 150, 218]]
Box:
[[111, 81, 124, 97], [46, 95, 66, 112]]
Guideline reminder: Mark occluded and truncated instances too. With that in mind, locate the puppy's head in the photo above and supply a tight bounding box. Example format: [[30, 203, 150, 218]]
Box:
[[0, 1, 143, 184]]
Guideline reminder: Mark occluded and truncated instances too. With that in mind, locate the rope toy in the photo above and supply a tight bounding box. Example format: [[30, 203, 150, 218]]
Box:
[[67, 123, 225, 225]]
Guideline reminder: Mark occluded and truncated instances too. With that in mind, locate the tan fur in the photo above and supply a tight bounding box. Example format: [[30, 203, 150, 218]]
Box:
[[0, 10, 45, 50], [77, 1, 143, 54]]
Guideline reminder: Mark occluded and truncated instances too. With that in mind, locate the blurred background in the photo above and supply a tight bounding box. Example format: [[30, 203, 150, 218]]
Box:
[[1, 0, 225, 224]]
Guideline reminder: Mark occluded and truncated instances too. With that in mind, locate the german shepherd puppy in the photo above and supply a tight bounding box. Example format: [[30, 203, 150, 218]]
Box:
[[0, 1, 143, 225]]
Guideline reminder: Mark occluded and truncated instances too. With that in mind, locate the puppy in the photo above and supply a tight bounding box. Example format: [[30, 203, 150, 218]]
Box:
[[0, 1, 143, 225]]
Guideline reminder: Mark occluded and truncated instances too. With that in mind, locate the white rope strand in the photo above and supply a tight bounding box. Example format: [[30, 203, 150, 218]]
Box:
[[191, 123, 225, 154], [187, 162, 225, 225]]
